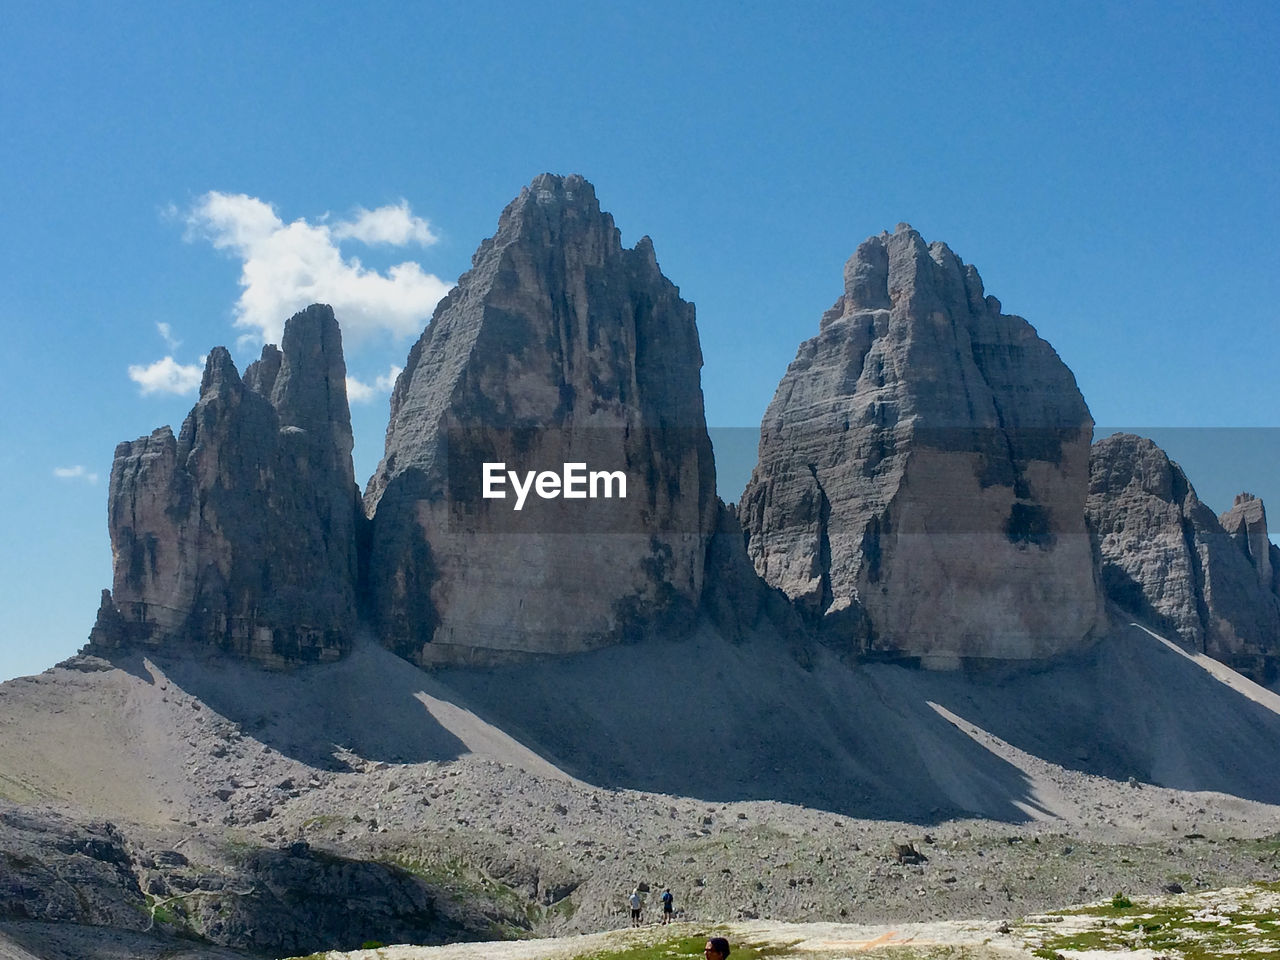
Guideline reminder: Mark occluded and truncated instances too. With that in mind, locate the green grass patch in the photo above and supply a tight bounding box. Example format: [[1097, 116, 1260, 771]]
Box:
[[547, 895, 578, 920], [1029, 887, 1280, 959]]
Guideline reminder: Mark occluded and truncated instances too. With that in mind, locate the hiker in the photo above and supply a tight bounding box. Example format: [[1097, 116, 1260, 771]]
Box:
[[629, 889, 643, 926], [704, 936, 731, 959], [660, 887, 674, 923]]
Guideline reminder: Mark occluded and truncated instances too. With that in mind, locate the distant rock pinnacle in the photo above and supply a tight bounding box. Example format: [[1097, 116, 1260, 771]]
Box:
[[1088, 434, 1280, 682]]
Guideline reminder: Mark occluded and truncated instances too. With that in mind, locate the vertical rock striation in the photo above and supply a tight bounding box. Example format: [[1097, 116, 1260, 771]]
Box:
[[89, 305, 362, 666], [1088, 434, 1280, 682], [740, 224, 1103, 664], [363, 174, 718, 665]]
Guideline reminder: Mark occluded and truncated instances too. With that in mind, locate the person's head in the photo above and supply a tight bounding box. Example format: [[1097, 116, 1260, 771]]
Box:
[[704, 937, 730, 959]]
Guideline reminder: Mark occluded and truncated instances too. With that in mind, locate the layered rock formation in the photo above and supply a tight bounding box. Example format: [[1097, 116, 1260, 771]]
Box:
[[1087, 434, 1280, 681], [89, 305, 362, 666], [740, 224, 1103, 664], [363, 174, 718, 665]]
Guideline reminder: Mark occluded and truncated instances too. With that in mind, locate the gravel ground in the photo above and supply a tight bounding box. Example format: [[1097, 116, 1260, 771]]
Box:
[[1, 622, 1279, 958]]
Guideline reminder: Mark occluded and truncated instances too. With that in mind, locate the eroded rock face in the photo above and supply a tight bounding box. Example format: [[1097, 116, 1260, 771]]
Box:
[[740, 224, 1103, 664], [1088, 434, 1280, 682], [364, 174, 717, 665], [89, 305, 362, 666]]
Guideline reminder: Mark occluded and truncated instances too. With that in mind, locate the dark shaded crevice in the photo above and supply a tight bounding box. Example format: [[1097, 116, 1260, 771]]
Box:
[[1180, 515, 1212, 655], [807, 464, 833, 614]]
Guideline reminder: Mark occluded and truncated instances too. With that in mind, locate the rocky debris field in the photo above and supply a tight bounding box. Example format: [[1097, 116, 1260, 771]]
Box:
[[3, 727, 1280, 958], [3, 633, 1280, 959]]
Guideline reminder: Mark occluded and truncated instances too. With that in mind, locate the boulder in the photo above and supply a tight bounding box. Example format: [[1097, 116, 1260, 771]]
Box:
[[739, 224, 1103, 664], [363, 174, 718, 665], [89, 305, 363, 666]]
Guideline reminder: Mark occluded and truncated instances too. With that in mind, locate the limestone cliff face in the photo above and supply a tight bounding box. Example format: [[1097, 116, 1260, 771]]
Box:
[[1088, 434, 1280, 682], [89, 305, 362, 666], [363, 174, 718, 665], [740, 225, 1103, 664]]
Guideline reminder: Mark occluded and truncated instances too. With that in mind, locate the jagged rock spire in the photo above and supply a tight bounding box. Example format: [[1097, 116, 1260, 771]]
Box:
[[90, 304, 363, 666]]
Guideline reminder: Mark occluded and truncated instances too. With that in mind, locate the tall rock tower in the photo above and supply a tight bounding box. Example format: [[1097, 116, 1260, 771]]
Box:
[[740, 225, 1103, 664], [364, 174, 718, 665], [90, 305, 363, 666]]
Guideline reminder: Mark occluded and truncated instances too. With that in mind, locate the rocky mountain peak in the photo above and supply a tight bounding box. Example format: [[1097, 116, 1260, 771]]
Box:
[[482, 172, 617, 268], [1087, 433, 1280, 682], [742, 226, 1102, 664], [1220, 491, 1277, 593], [243, 343, 283, 397], [272, 304, 350, 424], [200, 346, 242, 396], [89, 305, 363, 667], [363, 174, 717, 666]]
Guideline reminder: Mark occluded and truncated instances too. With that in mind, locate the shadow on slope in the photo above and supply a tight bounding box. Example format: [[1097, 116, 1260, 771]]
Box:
[[107, 641, 473, 770], [430, 626, 1048, 823], [428, 620, 1280, 819], [40, 615, 1280, 821], [899, 621, 1280, 804]]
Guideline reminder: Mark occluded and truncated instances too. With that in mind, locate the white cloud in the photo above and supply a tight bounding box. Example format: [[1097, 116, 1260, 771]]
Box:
[[346, 377, 375, 404], [54, 465, 99, 484], [333, 201, 438, 246], [376, 364, 403, 391], [128, 356, 204, 396], [184, 192, 451, 346], [346, 364, 403, 404], [157, 322, 181, 351]]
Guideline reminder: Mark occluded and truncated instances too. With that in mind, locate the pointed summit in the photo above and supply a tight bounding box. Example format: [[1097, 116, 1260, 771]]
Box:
[[741, 227, 1103, 664], [199, 346, 241, 396], [364, 174, 717, 666], [1220, 492, 1278, 593]]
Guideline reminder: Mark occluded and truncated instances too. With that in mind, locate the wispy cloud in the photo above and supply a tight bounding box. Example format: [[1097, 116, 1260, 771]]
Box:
[[53, 465, 99, 484], [332, 200, 438, 246], [346, 364, 403, 404], [184, 192, 451, 346], [157, 322, 181, 351], [128, 356, 205, 396]]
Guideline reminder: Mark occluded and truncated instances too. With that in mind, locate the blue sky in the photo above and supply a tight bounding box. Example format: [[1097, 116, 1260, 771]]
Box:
[[2, 1, 1278, 681]]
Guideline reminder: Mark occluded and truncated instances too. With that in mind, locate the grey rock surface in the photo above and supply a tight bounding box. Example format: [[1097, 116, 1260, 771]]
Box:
[[0, 802, 523, 957], [364, 174, 718, 665], [0, 807, 145, 933], [1220, 492, 1280, 594], [1087, 433, 1280, 682], [89, 305, 363, 667], [739, 225, 1102, 664]]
